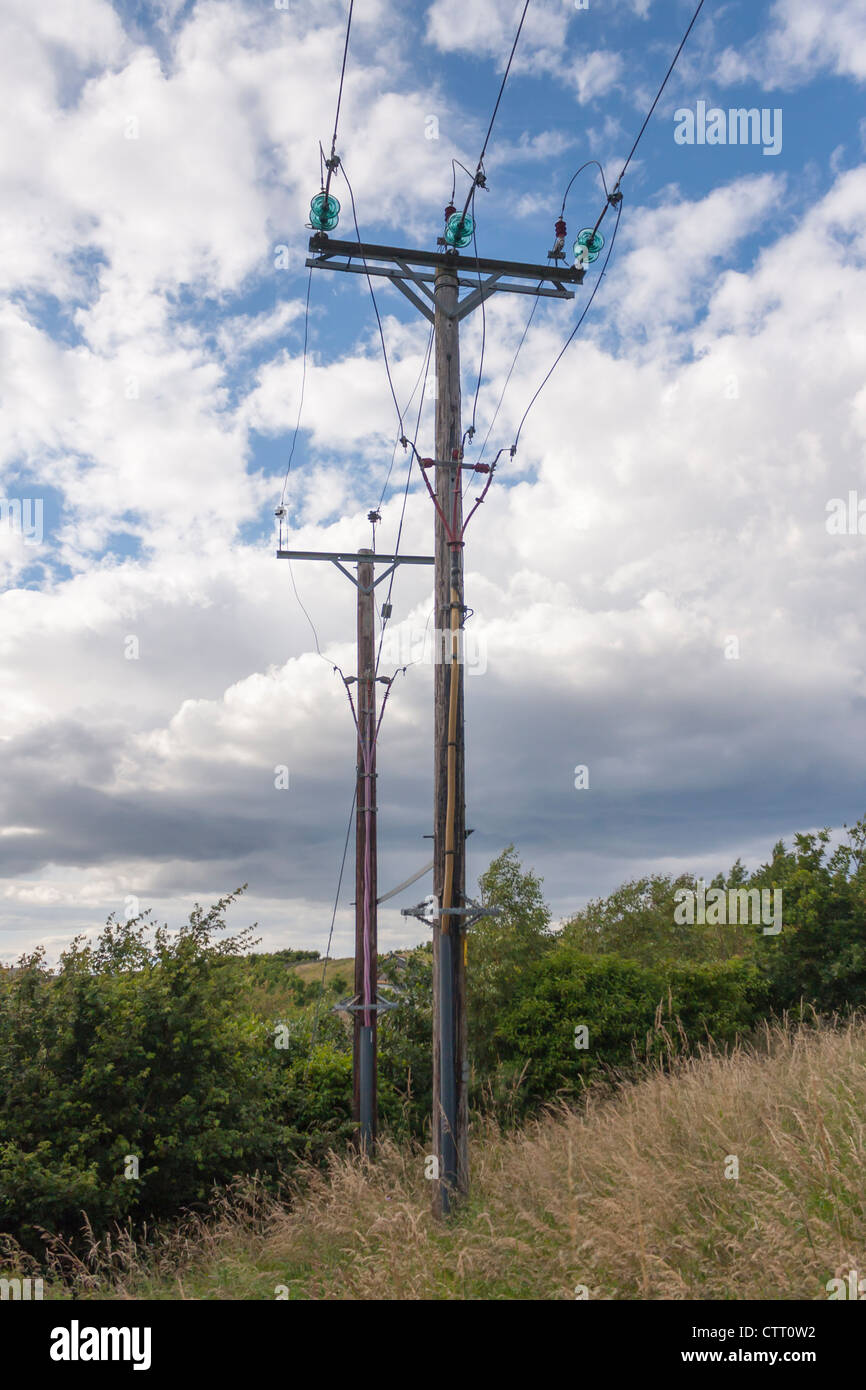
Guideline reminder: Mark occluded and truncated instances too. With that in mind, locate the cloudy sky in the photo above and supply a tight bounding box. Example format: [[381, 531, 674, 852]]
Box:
[[2, 0, 865, 963]]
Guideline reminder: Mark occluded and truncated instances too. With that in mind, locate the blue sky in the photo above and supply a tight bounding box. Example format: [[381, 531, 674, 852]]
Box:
[[2, 0, 866, 962]]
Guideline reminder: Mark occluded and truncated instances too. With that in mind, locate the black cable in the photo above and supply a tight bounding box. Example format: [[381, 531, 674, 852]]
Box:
[[377, 322, 435, 510], [322, 0, 355, 208], [287, 559, 324, 657], [469, 224, 486, 436], [341, 163, 405, 437], [450, 158, 475, 203], [590, 0, 707, 242], [560, 160, 609, 217], [330, 0, 354, 160], [279, 267, 313, 508], [504, 3, 705, 454], [474, 283, 542, 467], [513, 198, 623, 449], [458, 0, 533, 224], [375, 325, 434, 675], [306, 788, 356, 1071], [616, 0, 707, 191]]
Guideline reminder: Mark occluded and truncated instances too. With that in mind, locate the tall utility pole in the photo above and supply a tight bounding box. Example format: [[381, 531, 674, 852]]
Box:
[[276, 540, 433, 1148], [432, 263, 467, 1206], [353, 548, 377, 1147], [306, 231, 584, 1213]]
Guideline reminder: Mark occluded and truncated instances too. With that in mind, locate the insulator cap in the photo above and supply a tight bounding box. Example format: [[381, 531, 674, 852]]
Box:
[[573, 227, 604, 263], [444, 211, 474, 248], [555, 219, 567, 238], [444, 202, 456, 221], [310, 192, 340, 231]]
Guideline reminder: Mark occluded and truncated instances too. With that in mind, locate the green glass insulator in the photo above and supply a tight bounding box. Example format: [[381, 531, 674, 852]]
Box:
[[310, 193, 340, 231], [573, 227, 605, 263], [444, 212, 475, 248]]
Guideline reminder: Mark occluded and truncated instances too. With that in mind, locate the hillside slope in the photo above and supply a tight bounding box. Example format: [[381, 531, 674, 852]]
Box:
[[43, 1019, 866, 1300]]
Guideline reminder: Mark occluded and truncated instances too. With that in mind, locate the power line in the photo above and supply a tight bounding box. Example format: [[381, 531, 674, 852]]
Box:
[[279, 267, 313, 508], [341, 162, 405, 437], [376, 325, 434, 675], [459, 0, 533, 225], [590, 0, 708, 243], [377, 322, 435, 510], [330, 0, 354, 157], [306, 787, 356, 1071], [513, 197, 623, 448], [474, 282, 542, 467], [322, 0, 355, 207], [468, 224, 486, 440], [617, 0, 707, 191], [560, 160, 609, 218]]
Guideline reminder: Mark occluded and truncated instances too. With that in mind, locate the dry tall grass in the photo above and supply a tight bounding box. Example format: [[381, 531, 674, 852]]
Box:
[[23, 1018, 866, 1300]]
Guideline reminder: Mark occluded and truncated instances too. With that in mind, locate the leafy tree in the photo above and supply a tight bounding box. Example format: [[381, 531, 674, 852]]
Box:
[[562, 870, 759, 967], [497, 951, 768, 1106], [377, 945, 433, 1140], [752, 819, 866, 1012], [468, 846, 554, 1074], [0, 892, 288, 1251]]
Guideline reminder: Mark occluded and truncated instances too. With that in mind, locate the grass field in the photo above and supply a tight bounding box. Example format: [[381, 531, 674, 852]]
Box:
[[288, 956, 353, 986], [28, 1017, 866, 1301]]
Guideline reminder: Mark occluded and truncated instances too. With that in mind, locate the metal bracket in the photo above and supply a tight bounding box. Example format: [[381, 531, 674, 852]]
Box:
[[305, 236, 584, 323], [276, 550, 434, 595], [331, 992, 400, 1016], [401, 895, 502, 929]]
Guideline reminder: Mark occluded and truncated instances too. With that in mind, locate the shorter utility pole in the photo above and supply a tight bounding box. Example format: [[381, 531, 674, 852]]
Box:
[[276, 531, 433, 1148]]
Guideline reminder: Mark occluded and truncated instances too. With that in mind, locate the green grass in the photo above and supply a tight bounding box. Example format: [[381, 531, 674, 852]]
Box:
[[17, 1017, 866, 1301]]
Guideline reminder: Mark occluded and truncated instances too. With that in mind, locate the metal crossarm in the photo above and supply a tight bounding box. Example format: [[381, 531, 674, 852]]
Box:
[[276, 549, 433, 593], [306, 235, 584, 324]]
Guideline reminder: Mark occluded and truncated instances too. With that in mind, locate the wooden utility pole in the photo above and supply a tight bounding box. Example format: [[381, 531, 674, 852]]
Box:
[[275, 542, 433, 1149], [305, 231, 583, 1214], [432, 265, 467, 1212], [354, 548, 377, 1149]]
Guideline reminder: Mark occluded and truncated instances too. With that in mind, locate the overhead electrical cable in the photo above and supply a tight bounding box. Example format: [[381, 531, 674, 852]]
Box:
[[513, 197, 623, 448], [279, 267, 313, 509], [468, 224, 486, 439], [560, 159, 609, 218], [341, 162, 405, 437], [504, 0, 707, 450], [377, 321, 435, 510], [458, 0, 533, 226], [376, 325, 434, 676], [306, 789, 356, 1071], [322, 0, 355, 209], [589, 0, 708, 245]]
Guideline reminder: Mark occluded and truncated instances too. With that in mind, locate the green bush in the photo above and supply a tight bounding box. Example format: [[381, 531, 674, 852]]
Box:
[[492, 949, 769, 1106], [0, 893, 290, 1251]]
